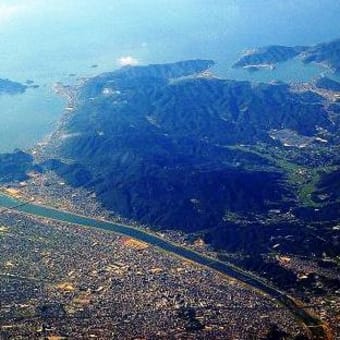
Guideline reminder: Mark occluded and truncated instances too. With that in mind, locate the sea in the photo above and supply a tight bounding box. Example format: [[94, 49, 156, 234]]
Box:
[[0, 0, 339, 152]]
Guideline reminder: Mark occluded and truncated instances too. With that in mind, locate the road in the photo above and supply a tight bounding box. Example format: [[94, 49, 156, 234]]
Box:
[[0, 193, 327, 339]]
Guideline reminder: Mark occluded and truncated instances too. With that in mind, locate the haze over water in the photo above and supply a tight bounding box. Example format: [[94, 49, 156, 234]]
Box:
[[0, 0, 340, 152]]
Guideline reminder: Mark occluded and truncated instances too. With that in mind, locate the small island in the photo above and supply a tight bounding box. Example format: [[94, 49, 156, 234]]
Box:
[[0, 78, 27, 95]]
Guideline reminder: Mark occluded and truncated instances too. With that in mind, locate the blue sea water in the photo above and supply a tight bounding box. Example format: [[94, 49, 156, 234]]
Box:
[[0, 0, 339, 152]]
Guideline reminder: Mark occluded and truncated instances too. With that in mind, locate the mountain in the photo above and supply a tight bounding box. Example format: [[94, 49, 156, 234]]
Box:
[[0, 150, 36, 183], [0, 58, 338, 327], [315, 76, 340, 92], [40, 60, 338, 236]]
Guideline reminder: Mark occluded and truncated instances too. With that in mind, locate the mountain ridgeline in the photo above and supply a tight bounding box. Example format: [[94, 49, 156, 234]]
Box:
[[43, 59, 339, 235]]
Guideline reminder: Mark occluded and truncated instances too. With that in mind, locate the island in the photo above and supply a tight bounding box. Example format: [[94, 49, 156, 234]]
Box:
[[0, 78, 27, 95], [233, 45, 306, 69], [233, 38, 340, 73]]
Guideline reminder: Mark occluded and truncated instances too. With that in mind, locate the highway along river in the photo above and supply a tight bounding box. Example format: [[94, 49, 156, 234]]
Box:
[[0, 192, 327, 339]]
